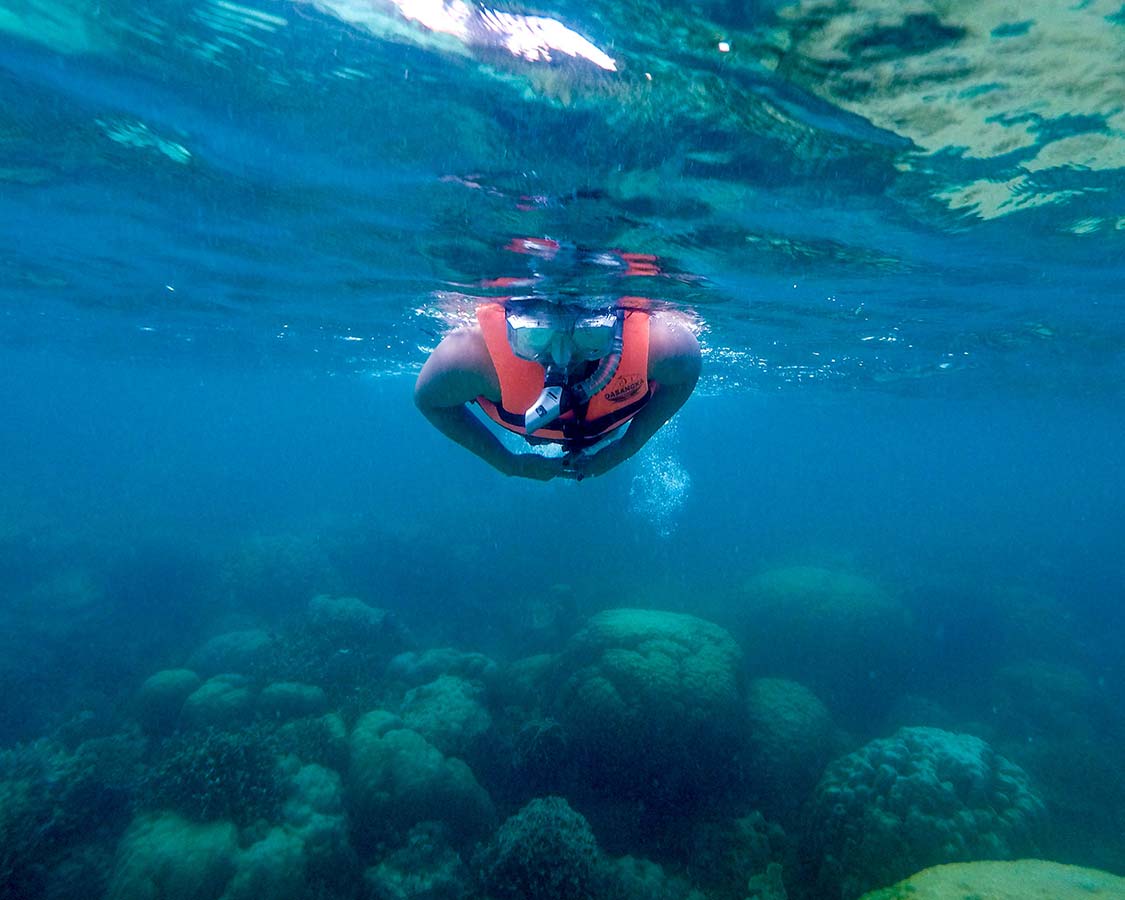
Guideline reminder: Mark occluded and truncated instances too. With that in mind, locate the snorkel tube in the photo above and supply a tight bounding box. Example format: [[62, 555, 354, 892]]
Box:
[[570, 311, 624, 406], [522, 311, 625, 433]]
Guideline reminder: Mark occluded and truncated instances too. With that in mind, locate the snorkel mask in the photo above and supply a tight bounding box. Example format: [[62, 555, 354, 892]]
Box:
[[505, 303, 625, 433]]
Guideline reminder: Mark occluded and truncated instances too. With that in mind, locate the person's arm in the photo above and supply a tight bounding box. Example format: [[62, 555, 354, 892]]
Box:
[[569, 312, 700, 478], [415, 326, 563, 480]]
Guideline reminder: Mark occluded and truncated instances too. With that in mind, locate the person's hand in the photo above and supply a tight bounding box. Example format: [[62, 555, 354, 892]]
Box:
[[562, 444, 624, 480], [506, 453, 565, 481]]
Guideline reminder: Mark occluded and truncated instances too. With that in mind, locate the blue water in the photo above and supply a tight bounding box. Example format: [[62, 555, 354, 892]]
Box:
[[2, 2, 1124, 898]]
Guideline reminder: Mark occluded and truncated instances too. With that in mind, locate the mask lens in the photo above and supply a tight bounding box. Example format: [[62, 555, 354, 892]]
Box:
[[571, 314, 616, 357], [507, 313, 556, 360], [505, 307, 617, 364]]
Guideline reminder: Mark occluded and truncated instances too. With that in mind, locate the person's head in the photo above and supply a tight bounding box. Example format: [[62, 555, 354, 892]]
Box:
[[505, 301, 618, 372]]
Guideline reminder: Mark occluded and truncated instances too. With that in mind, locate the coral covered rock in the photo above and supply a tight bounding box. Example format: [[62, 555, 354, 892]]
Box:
[[745, 678, 836, 817], [736, 566, 911, 716], [259, 681, 328, 721], [400, 675, 492, 758], [275, 712, 349, 772], [364, 822, 469, 900], [477, 796, 600, 900], [143, 724, 283, 826], [222, 826, 307, 900], [687, 812, 790, 900], [494, 653, 556, 711], [307, 595, 397, 646], [270, 595, 409, 701], [107, 812, 239, 900], [552, 609, 746, 806], [181, 674, 256, 729], [280, 760, 355, 885], [1, 734, 143, 898], [136, 668, 201, 733], [857, 859, 1125, 900], [188, 629, 273, 676], [348, 710, 494, 848], [388, 648, 498, 687], [805, 726, 1047, 899], [600, 855, 706, 900]]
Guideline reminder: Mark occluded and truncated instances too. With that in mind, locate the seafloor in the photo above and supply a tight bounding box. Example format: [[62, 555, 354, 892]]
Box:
[[2, 528, 1123, 900]]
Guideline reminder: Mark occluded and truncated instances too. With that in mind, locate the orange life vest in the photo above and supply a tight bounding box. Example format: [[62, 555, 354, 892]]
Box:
[[474, 301, 656, 449]]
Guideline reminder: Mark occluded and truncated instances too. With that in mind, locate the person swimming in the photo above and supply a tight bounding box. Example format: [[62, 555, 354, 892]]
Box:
[[414, 296, 700, 480]]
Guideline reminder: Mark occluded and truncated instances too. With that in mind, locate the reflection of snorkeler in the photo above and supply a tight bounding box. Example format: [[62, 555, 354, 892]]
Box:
[[415, 297, 700, 480]]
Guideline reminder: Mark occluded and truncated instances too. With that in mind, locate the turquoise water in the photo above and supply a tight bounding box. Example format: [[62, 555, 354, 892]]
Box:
[[2, 2, 1124, 898]]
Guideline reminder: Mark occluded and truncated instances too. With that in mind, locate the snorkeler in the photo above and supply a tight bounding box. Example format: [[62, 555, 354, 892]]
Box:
[[414, 297, 700, 480]]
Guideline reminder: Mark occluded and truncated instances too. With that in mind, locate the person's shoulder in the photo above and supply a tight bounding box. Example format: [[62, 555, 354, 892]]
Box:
[[648, 310, 700, 358], [643, 310, 700, 387], [416, 322, 497, 405], [434, 322, 489, 365]]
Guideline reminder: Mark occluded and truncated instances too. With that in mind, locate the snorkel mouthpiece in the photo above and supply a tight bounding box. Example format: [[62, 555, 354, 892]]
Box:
[[524, 367, 568, 432]]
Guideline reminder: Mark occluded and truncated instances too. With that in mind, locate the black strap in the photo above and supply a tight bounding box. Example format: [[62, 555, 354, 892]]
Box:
[[488, 388, 651, 450]]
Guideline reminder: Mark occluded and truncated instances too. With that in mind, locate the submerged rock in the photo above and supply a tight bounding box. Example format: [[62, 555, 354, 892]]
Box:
[[275, 712, 349, 772], [600, 855, 706, 900], [857, 859, 1125, 900], [736, 565, 912, 719], [805, 726, 1047, 899], [552, 608, 746, 808], [280, 760, 355, 885], [744, 677, 836, 818], [476, 797, 600, 900], [181, 674, 255, 729], [687, 812, 790, 900], [142, 720, 284, 826], [364, 822, 469, 900], [348, 710, 494, 848], [400, 675, 492, 758], [388, 648, 498, 687], [307, 595, 396, 644], [188, 629, 273, 676], [259, 681, 328, 721], [136, 668, 201, 733], [107, 812, 239, 900]]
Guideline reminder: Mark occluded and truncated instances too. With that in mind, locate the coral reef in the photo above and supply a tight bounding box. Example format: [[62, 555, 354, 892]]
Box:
[[218, 532, 342, 614], [552, 608, 746, 808], [112, 756, 355, 900], [221, 826, 307, 900], [494, 653, 556, 711], [686, 812, 791, 900], [399, 674, 492, 758], [348, 710, 495, 849], [736, 566, 912, 719], [600, 855, 706, 900], [744, 678, 837, 820], [275, 712, 350, 773], [804, 726, 1047, 899], [278, 759, 356, 887], [306, 594, 401, 647], [135, 668, 201, 733], [255, 595, 410, 711], [364, 822, 469, 900], [857, 859, 1125, 900], [106, 812, 240, 900], [1, 733, 144, 899], [259, 681, 328, 721], [188, 630, 275, 677], [388, 648, 498, 687], [181, 674, 256, 729], [142, 725, 284, 827], [476, 796, 601, 900], [6, 530, 1119, 900]]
